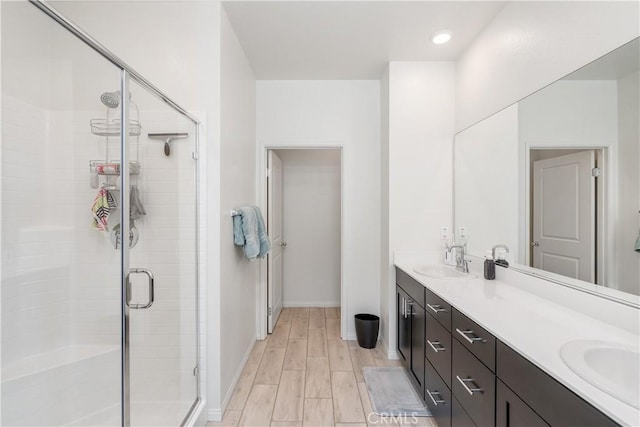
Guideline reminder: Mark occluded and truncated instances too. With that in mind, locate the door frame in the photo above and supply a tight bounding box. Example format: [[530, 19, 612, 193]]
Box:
[[256, 143, 345, 340], [523, 144, 613, 286]]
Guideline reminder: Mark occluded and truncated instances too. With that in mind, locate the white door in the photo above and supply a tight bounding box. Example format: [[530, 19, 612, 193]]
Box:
[[267, 151, 284, 333], [532, 151, 596, 282]]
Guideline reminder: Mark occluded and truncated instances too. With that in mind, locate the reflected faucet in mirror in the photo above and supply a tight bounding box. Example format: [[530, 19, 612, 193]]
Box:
[[492, 244, 510, 268]]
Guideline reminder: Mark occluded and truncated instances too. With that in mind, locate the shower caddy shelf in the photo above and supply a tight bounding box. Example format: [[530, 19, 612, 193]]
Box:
[[89, 94, 143, 191], [90, 118, 142, 137]]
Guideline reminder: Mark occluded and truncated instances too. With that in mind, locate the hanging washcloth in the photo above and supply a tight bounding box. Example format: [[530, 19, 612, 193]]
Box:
[[130, 185, 146, 221], [106, 190, 118, 209], [91, 188, 111, 232], [635, 229, 640, 253]]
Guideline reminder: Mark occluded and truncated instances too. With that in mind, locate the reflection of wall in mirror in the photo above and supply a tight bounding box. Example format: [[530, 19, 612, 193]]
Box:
[[454, 104, 519, 262], [616, 70, 640, 295]]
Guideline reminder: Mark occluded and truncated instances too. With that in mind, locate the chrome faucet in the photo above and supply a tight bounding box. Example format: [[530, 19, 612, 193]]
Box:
[[447, 244, 470, 273]]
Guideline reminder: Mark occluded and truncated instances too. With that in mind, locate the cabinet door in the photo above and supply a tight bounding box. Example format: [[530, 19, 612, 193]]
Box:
[[397, 287, 411, 367], [425, 358, 451, 427], [497, 380, 549, 427], [410, 301, 425, 393]]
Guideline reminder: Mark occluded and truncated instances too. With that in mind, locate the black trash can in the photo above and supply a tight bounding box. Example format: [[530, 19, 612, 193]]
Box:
[[354, 313, 379, 349]]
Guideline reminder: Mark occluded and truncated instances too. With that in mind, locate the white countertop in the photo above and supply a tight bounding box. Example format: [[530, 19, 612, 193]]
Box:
[[394, 252, 640, 427]]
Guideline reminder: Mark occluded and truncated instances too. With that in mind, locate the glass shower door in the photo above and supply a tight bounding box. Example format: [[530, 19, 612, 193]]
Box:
[[1, 2, 124, 425], [123, 79, 199, 426]]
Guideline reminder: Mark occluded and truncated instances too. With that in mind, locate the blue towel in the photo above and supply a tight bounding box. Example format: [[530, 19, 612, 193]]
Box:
[[254, 206, 271, 258], [233, 206, 271, 259]]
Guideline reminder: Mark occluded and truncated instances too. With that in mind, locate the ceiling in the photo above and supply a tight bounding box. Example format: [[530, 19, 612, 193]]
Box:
[[223, 1, 507, 80]]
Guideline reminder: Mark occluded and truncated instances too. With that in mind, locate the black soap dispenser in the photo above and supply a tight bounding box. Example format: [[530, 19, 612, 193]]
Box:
[[484, 250, 495, 280]]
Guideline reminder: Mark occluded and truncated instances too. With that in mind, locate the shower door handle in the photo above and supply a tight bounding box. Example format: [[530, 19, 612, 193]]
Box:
[[127, 268, 155, 309]]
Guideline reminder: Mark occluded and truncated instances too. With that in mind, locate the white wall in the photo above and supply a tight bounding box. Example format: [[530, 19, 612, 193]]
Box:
[[617, 71, 640, 295], [384, 62, 456, 354], [454, 104, 519, 261], [256, 80, 380, 340], [276, 149, 341, 307], [219, 7, 257, 417], [456, 1, 640, 132]]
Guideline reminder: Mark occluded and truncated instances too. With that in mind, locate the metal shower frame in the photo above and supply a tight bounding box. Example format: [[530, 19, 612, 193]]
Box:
[[27, 1, 203, 426]]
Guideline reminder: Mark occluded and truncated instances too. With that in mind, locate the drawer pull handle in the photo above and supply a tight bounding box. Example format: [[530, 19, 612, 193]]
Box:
[[456, 376, 483, 395], [426, 389, 446, 406], [427, 303, 446, 314], [456, 328, 484, 344], [427, 339, 446, 353]]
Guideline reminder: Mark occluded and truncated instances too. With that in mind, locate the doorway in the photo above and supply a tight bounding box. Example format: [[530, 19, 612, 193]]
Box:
[[529, 148, 606, 284], [265, 149, 342, 334]]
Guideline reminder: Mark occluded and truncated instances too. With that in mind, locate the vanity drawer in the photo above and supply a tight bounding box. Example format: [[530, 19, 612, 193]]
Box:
[[424, 358, 451, 427], [452, 339, 495, 427], [395, 267, 425, 308], [452, 396, 476, 427], [453, 308, 495, 371], [425, 287, 452, 331], [426, 315, 451, 387], [497, 341, 619, 427]]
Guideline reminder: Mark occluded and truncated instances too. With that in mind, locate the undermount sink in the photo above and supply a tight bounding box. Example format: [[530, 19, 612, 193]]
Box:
[[560, 340, 640, 409], [413, 265, 478, 280]]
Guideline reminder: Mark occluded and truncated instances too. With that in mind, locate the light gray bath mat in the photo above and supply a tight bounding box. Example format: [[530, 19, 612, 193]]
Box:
[[362, 367, 431, 417]]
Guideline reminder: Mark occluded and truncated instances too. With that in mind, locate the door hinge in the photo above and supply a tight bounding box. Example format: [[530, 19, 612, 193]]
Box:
[[193, 364, 199, 376], [592, 167, 601, 177], [192, 151, 199, 160], [266, 168, 272, 178], [268, 306, 272, 316]]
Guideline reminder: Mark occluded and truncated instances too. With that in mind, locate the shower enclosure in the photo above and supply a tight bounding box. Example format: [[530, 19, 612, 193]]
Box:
[[1, 1, 201, 426]]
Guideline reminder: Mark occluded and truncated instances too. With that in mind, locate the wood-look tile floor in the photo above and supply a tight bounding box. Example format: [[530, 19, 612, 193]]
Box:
[[207, 307, 437, 427]]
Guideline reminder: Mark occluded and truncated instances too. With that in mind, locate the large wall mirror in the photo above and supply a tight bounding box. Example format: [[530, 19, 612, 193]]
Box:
[[455, 38, 639, 304]]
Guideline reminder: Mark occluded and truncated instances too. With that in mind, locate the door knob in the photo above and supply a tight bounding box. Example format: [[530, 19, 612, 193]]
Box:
[[531, 241, 540, 247], [280, 241, 288, 247]]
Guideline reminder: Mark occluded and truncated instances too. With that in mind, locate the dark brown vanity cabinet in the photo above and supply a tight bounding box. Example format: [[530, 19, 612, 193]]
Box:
[[496, 342, 619, 427], [395, 267, 621, 427], [396, 268, 426, 396]]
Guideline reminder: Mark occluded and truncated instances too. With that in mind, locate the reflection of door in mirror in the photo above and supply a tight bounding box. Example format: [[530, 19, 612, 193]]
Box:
[[530, 150, 599, 283]]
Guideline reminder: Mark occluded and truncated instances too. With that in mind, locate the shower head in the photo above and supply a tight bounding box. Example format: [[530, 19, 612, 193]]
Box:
[[100, 91, 121, 108]]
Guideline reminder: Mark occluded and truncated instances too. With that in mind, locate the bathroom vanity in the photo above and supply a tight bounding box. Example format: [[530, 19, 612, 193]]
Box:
[[394, 260, 639, 427]]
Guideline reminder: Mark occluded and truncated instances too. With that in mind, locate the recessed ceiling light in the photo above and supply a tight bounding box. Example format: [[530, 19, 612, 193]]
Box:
[[432, 31, 452, 45]]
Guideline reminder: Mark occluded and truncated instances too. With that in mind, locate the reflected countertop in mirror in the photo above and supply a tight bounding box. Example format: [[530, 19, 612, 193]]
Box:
[[454, 37, 640, 304]]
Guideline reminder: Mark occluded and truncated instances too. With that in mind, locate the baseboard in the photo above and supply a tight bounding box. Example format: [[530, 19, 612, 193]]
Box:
[[283, 302, 340, 308], [379, 337, 399, 360], [207, 409, 223, 422], [209, 338, 256, 421]]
